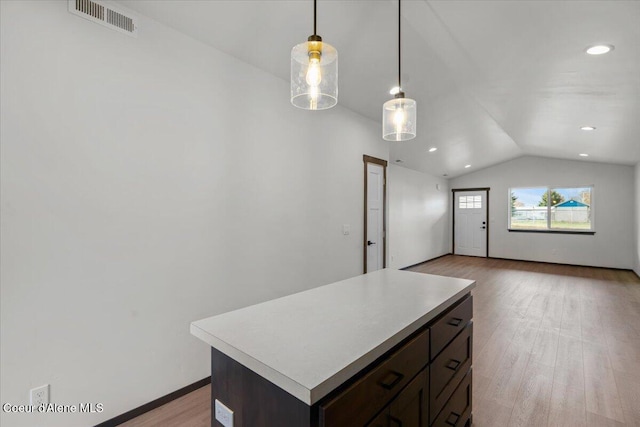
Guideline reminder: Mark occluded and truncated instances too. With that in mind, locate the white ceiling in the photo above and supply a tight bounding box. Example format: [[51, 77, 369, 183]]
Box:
[[118, 0, 640, 178]]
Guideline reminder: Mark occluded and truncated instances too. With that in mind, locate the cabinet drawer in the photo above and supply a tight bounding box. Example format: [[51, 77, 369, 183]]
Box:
[[389, 368, 429, 427], [366, 369, 429, 427], [320, 328, 429, 427], [430, 295, 472, 360], [432, 370, 472, 427], [430, 323, 472, 424], [366, 408, 389, 427]]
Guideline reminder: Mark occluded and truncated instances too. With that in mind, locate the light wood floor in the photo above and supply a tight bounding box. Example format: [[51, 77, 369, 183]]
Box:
[[122, 256, 640, 426], [409, 256, 640, 427], [119, 384, 210, 427]]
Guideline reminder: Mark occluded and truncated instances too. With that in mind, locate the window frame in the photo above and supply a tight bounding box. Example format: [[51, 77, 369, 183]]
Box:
[[508, 185, 595, 234]]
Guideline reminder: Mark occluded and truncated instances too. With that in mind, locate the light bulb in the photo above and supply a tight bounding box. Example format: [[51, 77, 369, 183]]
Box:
[[306, 58, 322, 87], [308, 85, 319, 109], [393, 108, 406, 127], [306, 56, 322, 109], [309, 85, 319, 99], [393, 108, 405, 141]]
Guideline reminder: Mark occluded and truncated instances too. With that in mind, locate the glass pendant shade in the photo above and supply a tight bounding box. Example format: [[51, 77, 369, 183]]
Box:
[[383, 96, 416, 141], [291, 39, 338, 110], [383, 0, 416, 141]]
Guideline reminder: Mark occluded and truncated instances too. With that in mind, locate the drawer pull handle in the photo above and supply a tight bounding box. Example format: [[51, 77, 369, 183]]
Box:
[[446, 359, 461, 371], [447, 317, 463, 327], [389, 415, 403, 426], [380, 371, 405, 390], [445, 412, 461, 426]]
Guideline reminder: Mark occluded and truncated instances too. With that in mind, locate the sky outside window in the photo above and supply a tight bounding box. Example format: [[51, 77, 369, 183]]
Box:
[[511, 188, 546, 207]]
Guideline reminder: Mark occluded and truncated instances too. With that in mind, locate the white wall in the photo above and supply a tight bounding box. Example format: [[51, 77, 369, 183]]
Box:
[[450, 156, 634, 269], [388, 165, 450, 269], [635, 162, 640, 276], [0, 2, 389, 426]]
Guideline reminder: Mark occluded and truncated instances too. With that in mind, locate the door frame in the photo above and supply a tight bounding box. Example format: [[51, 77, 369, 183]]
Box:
[[363, 155, 388, 273], [452, 187, 490, 257]]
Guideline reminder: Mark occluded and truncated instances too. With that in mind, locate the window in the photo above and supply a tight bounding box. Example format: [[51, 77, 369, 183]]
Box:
[[459, 195, 482, 209], [509, 186, 593, 232]]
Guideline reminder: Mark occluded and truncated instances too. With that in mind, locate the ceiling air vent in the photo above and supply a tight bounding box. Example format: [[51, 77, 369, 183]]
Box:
[[68, 0, 138, 37]]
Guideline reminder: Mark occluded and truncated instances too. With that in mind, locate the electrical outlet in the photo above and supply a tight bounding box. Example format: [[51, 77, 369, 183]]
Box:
[[30, 384, 49, 407], [215, 399, 233, 427]]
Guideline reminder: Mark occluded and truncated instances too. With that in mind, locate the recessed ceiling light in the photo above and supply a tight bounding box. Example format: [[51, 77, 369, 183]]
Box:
[[586, 44, 614, 55], [464, 164, 471, 169], [389, 86, 401, 95], [579, 153, 589, 157], [581, 126, 596, 131], [428, 147, 438, 152]]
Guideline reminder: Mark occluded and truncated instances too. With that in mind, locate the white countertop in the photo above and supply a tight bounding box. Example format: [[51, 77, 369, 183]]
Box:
[[191, 268, 475, 405]]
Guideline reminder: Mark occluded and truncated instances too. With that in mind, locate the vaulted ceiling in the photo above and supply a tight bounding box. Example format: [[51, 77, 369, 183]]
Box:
[[119, 0, 640, 177]]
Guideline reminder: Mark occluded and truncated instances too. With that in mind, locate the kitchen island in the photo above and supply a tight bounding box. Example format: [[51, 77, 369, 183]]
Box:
[[191, 268, 475, 427]]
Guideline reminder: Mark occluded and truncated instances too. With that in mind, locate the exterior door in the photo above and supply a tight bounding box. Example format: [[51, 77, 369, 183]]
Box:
[[454, 190, 488, 257], [366, 162, 385, 272]]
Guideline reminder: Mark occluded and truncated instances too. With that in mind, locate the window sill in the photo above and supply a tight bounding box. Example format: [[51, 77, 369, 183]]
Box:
[[508, 229, 595, 235]]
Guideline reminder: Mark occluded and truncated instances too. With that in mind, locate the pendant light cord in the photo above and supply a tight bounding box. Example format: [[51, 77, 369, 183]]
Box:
[[398, 0, 402, 89], [314, 0, 317, 35]]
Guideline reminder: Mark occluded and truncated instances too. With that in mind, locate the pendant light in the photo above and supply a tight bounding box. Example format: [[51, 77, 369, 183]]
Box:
[[382, 0, 416, 141], [291, 0, 338, 110]]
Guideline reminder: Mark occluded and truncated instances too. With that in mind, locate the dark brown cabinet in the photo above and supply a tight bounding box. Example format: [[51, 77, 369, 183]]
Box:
[[430, 294, 473, 360], [320, 329, 429, 427], [209, 293, 473, 427], [430, 323, 472, 424], [365, 368, 429, 427], [432, 371, 472, 427], [367, 410, 390, 427], [389, 368, 429, 427]]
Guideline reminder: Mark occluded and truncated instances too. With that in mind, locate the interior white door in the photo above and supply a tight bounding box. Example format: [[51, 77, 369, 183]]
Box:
[[366, 163, 384, 272], [454, 190, 488, 257]]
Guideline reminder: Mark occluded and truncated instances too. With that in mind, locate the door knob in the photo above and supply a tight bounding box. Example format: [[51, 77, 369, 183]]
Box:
[[481, 226, 486, 229], [367, 240, 376, 246]]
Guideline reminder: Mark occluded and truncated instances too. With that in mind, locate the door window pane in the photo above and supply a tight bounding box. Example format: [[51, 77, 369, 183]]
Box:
[[459, 195, 482, 209]]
